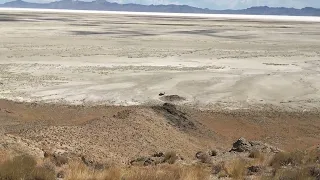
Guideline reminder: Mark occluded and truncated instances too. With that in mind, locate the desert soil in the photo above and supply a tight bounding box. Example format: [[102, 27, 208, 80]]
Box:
[[0, 10, 319, 164]]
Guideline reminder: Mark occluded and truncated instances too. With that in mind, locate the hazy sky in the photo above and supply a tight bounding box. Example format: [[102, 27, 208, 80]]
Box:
[[1, 0, 320, 9]]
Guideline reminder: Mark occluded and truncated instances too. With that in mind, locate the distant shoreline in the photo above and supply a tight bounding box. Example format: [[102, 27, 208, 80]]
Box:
[[1, 7, 320, 22]]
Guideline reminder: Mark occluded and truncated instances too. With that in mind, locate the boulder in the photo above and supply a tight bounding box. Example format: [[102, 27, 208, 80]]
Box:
[[159, 92, 165, 96], [195, 151, 207, 159], [231, 137, 252, 152], [195, 151, 212, 164], [247, 166, 262, 175], [57, 171, 65, 179]]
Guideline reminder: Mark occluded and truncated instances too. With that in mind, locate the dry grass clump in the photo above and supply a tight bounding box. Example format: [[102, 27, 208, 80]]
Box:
[[270, 151, 304, 169], [163, 151, 179, 164], [0, 150, 10, 165], [229, 159, 247, 180], [222, 159, 248, 180], [125, 165, 181, 180], [65, 160, 210, 180], [249, 150, 266, 165], [249, 150, 262, 159], [305, 149, 320, 164], [0, 155, 55, 180], [124, 164, 210, 180], [211, 159, 250, 179], [265, 149, 320, 180], [271, 167, 314, 180], [181, 165, 210, 180], [66, 160, 121, 180], [211, 162, 225, 175]]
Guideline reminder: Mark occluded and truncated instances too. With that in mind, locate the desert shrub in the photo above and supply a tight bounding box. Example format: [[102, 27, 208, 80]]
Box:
[[103, 167, 122, 180], [163, 151, 178, 164], [180, 165, 210, 180], [211, 163, 223, 175], [211, 162, 229, 178], [271, 151, 304, 169], [226, 159, 247, 180], [125, 165, 181, 180], [249, 150, 265, 164], [273, 167, 313, 180], [125, 164, 210, 180], [66, 160, 122, 180], [66, 160, 209, 180], [41, 159, 56, 172], [32, 166, 57, 180], [265, 150, 320, 180], [217, 171, 228, 178], [249, 150, 262, 158], [305, 149, 320, 164], [0, 155, 55, 180], [0, 155, 36, 180]]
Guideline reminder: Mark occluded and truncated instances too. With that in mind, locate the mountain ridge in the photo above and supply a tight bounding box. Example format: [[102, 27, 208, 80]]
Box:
[[1, 0, 320, 16]]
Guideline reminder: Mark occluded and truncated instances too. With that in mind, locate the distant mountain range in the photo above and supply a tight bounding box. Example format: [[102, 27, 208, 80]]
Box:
[[1, 0, 320, 16]]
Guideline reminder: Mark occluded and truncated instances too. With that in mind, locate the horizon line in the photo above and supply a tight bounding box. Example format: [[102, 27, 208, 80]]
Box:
[[1, 8, 320, 22], [1, 0, 320, 11]]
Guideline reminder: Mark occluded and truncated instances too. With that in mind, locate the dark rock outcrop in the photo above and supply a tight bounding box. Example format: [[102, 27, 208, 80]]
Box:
[[230, 137, 281, 153], [153, 103, 196, 130], [130, 151, 182, 166], [195, 151, 212, 163], [160, 95, 186, 102], [231, 137, 252, 152], [248, 165, 262, 175]]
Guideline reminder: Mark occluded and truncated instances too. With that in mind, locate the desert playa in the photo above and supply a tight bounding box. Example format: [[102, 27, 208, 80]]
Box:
[[0, 9, 319, 109], [0, 9, 319, 170]]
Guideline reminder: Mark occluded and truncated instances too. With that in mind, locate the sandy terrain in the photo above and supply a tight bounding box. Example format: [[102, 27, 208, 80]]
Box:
[[0, 10, 320, 110], [0, 10, 319, 165], [0, 99, 319, 164]]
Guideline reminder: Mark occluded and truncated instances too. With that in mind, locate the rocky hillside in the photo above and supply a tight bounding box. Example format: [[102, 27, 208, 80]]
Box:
[[0, 136, 319, 180], [0, 99, 319, 179]]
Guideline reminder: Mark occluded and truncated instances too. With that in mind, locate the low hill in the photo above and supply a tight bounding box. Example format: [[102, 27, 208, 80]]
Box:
[[1, 0, 320, 16]]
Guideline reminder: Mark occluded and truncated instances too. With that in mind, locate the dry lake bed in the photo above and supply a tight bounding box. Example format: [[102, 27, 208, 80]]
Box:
[[0, 9, 320, 111]]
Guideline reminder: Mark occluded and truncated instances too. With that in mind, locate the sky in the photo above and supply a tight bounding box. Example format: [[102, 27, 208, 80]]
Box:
[[1, 0, 320, 9]]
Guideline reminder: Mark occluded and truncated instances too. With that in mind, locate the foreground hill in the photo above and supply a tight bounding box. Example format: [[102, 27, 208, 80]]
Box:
[[0, 99, 319, 179], [1, 0, 320, 16], [0, 100, 319, 164]]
